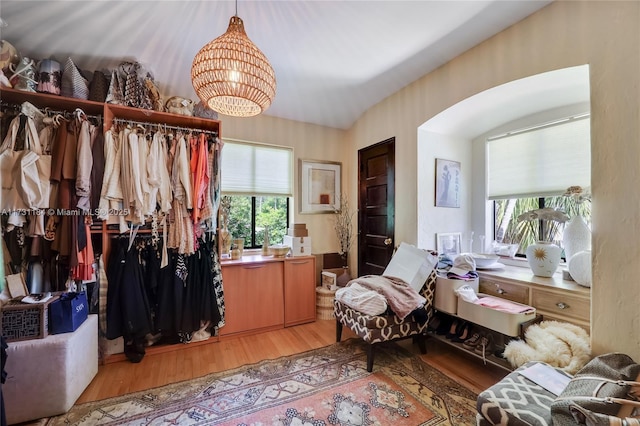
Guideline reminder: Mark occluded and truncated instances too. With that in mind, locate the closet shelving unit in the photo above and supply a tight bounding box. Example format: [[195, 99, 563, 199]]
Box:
[[1, 86, 224, 360]]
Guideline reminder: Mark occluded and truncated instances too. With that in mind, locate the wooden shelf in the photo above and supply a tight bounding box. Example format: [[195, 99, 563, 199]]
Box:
[[427, 332, 512, 371], [103, 103, 221, 133], [0, 86, 104, 116], [429, 309, 544, 371], [0, 87, 222, 135]]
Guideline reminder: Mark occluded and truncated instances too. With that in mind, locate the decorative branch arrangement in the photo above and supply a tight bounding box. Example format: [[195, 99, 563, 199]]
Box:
[[219, 196, 231, 229], [517, 207, 569, 243], [333, 197, 355, 266]]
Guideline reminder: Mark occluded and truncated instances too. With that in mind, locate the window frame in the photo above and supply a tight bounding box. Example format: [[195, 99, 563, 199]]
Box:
[[223, 195, 291, 250]]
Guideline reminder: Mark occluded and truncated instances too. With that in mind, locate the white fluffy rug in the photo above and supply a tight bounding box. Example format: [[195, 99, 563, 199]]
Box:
[[503, 320, 591, 375]]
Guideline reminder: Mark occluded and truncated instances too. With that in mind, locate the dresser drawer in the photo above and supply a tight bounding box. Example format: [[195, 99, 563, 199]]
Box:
[[531, 289, 590, 322], [479, 279, 529, 304], [540, 312, 590, 333]]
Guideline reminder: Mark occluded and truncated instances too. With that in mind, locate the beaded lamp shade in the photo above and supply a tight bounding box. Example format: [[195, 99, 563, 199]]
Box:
[[191, 15, 276, 118]]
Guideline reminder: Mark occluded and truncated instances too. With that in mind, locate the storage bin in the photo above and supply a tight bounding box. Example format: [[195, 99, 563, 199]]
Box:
[[287, 223, 309, 237], [457, 293, 536, 337], [283, 235, 312, 256], [435, 275, 478, 314], [0, 296, 59, 342], [49, 292, 89, 334]]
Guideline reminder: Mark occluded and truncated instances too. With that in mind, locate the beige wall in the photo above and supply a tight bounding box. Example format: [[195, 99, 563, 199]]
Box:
[[348, 1, 640, 358], [220, 114, 348, 255]]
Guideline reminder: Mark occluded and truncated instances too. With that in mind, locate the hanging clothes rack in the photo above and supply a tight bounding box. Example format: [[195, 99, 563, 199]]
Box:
[[112, 117, 219, 137], [0, 100, 102, 122], [0, 101, 20, 112]]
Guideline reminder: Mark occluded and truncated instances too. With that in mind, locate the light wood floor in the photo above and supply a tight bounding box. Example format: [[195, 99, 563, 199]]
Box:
[[78, 319, 508, 404]]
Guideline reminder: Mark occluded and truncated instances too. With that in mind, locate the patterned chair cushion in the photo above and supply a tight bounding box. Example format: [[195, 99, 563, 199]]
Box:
[[476, 361, 566, 426], [333, 271, 437, 344]]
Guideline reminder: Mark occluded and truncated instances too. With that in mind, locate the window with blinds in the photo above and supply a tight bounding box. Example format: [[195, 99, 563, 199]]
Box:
[[221, 140, 293, 196], [488, 114, 591, 256], [487, 114, 590, 200], [220, 140, 293, 249]]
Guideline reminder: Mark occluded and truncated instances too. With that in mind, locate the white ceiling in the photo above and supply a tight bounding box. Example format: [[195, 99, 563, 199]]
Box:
[[1, 0, 552, 130]]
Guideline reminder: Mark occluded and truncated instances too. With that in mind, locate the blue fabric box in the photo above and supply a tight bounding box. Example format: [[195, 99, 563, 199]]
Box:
[[48, 292, 89, 334]]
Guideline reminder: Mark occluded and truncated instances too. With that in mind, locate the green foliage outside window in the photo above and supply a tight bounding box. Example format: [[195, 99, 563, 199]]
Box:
[[495, 196, 591, 256], [226, 195, 289, 248]]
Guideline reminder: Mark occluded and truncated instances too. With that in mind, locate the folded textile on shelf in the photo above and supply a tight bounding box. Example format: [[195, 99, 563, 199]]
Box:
[[475, 295, 535, 314]]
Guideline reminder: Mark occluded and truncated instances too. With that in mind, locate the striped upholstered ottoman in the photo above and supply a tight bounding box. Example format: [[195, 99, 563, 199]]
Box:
[[476, 361, 571, 426]]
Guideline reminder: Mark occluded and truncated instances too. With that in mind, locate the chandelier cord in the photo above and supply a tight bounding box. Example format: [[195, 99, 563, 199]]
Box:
[[235, 0, 238, 17]]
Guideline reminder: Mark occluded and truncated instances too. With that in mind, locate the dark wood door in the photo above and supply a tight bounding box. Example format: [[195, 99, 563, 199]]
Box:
[[357, 138, 395, 276]]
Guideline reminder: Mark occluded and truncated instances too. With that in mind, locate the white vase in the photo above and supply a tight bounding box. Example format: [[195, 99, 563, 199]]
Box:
[[563, 215, 591, 261], [525, 241, 562, 277], [568, 249, 592, 287]]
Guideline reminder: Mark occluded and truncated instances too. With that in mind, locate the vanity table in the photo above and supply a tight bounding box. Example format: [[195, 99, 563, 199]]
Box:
[[477, 264, 591, 331]]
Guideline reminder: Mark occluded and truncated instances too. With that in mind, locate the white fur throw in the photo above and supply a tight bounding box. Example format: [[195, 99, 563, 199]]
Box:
[[503, 320, 591, 375]]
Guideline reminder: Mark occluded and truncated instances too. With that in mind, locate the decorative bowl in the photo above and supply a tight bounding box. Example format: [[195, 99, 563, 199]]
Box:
[[269, 245, 290, 257], [467, 253, 500, 268]]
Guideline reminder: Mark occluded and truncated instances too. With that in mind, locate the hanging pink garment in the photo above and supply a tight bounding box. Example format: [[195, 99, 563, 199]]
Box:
[[72, 220, 95, 281]]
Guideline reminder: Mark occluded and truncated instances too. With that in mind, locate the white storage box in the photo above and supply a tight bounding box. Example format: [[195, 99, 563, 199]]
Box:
[[457, 293, 536, 337], [435, 276, 478, 314], [321, 271, 338, 290], [283, 235, 312, 256], [382, 242, 437, 292]]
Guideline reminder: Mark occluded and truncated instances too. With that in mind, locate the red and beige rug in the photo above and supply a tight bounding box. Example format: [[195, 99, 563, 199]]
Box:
[[44, 339, 478, 425]]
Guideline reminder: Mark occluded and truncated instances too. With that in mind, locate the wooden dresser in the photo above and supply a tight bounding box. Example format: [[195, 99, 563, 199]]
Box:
[[220, 254, 317, 337], [478, 264, 591, 331]]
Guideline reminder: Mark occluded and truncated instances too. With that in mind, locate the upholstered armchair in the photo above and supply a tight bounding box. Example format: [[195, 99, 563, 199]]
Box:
[[333, 270, 437, 372]]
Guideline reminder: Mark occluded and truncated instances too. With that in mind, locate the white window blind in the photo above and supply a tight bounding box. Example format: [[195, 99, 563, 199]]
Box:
[[487, 115, 590, 199], [221, 140, 293, 196]]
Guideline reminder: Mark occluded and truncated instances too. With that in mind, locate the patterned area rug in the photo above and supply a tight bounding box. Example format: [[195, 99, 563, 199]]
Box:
[[44, 339, 478, 425]]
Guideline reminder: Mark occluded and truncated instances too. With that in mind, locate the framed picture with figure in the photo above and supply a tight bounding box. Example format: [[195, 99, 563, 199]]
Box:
[[436, 232, 462, 257], [435, 158, 461, 208]]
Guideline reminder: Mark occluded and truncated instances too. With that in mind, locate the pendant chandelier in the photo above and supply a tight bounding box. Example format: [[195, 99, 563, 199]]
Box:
[[191, 2, 276, 118]]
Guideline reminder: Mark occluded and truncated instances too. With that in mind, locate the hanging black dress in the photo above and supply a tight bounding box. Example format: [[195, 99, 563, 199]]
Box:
[[106, 238, 153, 361]]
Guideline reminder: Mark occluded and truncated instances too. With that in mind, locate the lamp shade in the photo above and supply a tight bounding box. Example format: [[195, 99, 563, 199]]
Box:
[[191, 15, 276, 117]]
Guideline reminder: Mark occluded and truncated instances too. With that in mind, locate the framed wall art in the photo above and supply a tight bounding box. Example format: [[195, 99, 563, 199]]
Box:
[[435, 158, 460, 208], [299, 159, 341, 214], [436, 232, 462, 257]]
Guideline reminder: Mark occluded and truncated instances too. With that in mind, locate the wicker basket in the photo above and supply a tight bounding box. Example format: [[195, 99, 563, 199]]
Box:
[[316, 287, 337, 320], [0, 296, 58, 342]]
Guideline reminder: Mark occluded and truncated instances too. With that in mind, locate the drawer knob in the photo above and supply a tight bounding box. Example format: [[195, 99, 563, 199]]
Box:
[[496, 288, 506, 295], [556, 302, 570, 310]]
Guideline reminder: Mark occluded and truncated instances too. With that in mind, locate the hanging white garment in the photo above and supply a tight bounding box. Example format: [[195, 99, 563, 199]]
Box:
[[76, 119, 93, 212], [136, 128, 153, 216], [173, 134, 193, 209], [125, 128, 145, 225], [98, 128, 127, 232], [149, 130, 172, 214]]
